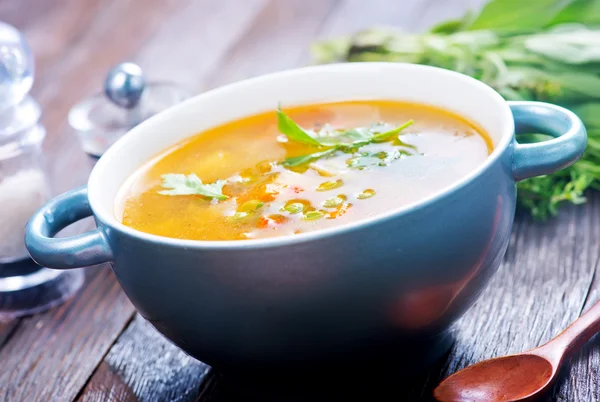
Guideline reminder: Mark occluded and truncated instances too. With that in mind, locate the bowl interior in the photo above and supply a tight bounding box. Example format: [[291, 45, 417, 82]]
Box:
[[89, 62, 513, 246]]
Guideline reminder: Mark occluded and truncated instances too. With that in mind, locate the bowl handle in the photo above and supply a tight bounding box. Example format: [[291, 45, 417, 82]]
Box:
[[510, 101, 587, 181], [25, 185, 114, 269]]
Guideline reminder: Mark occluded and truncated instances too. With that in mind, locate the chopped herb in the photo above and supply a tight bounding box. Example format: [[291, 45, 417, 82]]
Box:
[[323, 196, 344, 208], [238, 199, 264, 213], [282, 202, 306, 214], [371, 120, 414, 142], [317, 179, 344, 192], [357, 189, 376, 199], [158, 173, 228, 200], [230, 212, 249, 221], [302, 211, 324, 220]]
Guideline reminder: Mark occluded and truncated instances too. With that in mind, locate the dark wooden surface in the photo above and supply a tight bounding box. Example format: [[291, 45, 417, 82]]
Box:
[[1, 0, 599, 401]]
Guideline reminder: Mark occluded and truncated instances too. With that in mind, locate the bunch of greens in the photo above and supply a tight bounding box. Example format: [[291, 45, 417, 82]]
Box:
[[310, 0, 600, 220]]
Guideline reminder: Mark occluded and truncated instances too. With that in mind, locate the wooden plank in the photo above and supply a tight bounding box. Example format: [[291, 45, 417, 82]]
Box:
[[206, 0, 340, 89], [77, 315, 210, 402], [21, 0, 110, 88], [0, 320, 19, 348], [0, 0, 57, 30], [315, 0, 429, 37], [0, 267, 133, 401], [135, 0, 268, 93], [550, 192, 600, 402]]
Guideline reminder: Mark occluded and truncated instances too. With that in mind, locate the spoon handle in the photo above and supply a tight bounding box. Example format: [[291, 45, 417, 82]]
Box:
[[538, 299, 600, 363]]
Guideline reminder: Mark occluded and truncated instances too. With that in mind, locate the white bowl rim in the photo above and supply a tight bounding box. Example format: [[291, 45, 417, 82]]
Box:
[[89, 62, 514, 250]]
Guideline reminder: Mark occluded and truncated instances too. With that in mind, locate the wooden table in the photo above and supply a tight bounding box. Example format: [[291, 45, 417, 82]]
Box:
[[1, 0, 599, 400]]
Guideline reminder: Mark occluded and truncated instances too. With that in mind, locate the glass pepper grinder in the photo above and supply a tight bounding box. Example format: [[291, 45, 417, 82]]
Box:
[[69, 62, 190, 158], [0, 22, 84, 320]]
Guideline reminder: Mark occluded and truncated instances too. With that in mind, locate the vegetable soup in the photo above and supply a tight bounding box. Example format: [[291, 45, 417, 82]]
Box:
[[117, 100, 493, 240]]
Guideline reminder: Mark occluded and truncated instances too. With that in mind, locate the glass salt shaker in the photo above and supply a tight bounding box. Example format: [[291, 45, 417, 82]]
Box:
[[0, 22, 83, 320]]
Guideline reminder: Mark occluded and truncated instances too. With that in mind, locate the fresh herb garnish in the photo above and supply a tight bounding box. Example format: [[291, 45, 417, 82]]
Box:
[[278, 107, 414, 167], [158, 173, 228, 200], [371, 120, 415, 142], [277, 106, 322, 146], [282, 148, 339, 167]]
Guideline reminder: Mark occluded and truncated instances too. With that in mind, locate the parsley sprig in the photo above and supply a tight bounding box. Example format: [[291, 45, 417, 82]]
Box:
[[158, 173, 228, 200]]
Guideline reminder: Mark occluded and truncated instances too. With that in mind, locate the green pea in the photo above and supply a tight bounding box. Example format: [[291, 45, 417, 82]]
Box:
[[357, 189, 376, 199], [317, 179, 343, 192], [302, 211, 324, 220]]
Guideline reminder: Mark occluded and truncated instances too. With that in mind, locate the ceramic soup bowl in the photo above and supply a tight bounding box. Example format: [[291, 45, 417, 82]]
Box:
[[25, 63, 586, 370]]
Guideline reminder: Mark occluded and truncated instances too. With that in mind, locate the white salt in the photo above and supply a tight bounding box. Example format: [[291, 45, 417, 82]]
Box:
[[0, 169, 51, 262]]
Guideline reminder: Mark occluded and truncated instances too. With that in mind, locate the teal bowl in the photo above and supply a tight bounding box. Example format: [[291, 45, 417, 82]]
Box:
[[24, 63, 586, 370]]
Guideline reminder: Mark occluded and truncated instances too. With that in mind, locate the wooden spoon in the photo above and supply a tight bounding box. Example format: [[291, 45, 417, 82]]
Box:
[[434, 299, 600, 401]]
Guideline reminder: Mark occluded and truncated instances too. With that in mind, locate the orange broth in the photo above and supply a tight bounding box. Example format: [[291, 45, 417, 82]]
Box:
[[118, 100, 493, 240]]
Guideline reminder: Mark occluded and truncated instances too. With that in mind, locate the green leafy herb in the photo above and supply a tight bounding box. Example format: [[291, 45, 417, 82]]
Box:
[[278, 108, 414, 168], [282, 148, 339, 167], [277, 106, 322, 146], [370, 120, 415, 142], [466, 0, 571, 32], [309, 0, 600, 220], [158, 174, 228, 200]]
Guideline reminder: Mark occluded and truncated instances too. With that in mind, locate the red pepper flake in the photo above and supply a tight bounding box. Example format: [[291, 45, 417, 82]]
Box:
[[290, 186, 304, 194]]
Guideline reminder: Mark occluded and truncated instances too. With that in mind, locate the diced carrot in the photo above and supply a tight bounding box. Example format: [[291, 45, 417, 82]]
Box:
[[257, 217, 270, 228]]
